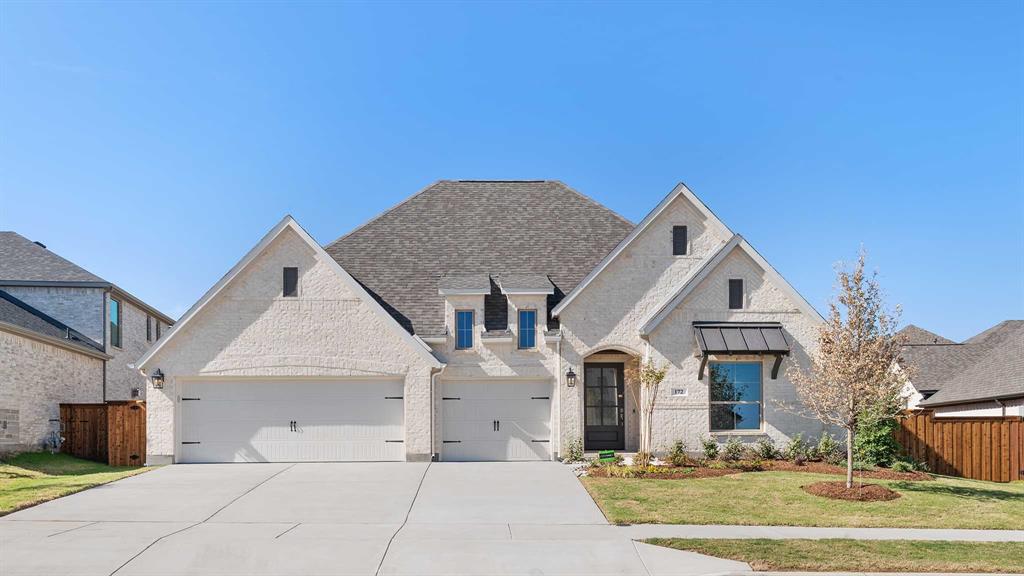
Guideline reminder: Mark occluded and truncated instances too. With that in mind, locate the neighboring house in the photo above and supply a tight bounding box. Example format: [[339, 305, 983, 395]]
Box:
[[138, 180, 828, 465], [900, 321, 1024, 418], [0, 232, 173, 453]]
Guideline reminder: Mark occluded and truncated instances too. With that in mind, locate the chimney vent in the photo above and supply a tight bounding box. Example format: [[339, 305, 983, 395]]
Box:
[[33, 241, 46, 249]]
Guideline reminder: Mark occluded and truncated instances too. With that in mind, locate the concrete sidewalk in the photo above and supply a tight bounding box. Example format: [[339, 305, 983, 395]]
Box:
[[619, 523, 1024, 542]]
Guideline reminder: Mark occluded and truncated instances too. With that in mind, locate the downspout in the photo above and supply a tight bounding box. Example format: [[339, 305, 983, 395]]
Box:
[[995, 398, 1006, 418], [102, 288, 110, 402], [555, 336, 561, 460], [429, 364, 447, 461]]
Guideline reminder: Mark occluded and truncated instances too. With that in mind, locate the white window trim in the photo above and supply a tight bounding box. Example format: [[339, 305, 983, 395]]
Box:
[[517, 309, 537, 350], [455, 309, 475, 350]]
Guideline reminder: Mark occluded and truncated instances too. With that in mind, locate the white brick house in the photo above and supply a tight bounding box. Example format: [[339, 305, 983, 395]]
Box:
[[138, 181, 827, 464]]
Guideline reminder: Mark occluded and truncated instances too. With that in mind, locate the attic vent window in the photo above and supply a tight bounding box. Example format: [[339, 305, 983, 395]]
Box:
[[728, 279, 744, 310], [283, 267, 298, 297], [672, 226, 688, 256]]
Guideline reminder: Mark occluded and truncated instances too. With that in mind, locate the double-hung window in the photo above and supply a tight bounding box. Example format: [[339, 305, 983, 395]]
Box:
[[455, 310, 474, 350], [518, 309, 536, 349], [709, 362, 762, 431], [110, 298, 122, 348]]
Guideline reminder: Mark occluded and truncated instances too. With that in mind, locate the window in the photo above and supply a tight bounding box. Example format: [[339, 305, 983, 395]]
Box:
[[672, 225, 688, 255], [455, 310, 474, 349], [110, 298, 122, 348], [283, 267, 298, 297], [709, 362, 762, 431], [728, 278, 744, 309], [156, 321, 162, 340], [146, 315, 152, 342], [518, 309, 536, 349]]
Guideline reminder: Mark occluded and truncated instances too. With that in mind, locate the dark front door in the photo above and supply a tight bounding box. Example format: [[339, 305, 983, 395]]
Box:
[[584, 363, 625, 450]]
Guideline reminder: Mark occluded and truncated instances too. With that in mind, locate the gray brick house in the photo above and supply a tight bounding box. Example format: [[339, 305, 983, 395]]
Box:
[[0, 232, 173, 453], [139, 181, 829, 464]]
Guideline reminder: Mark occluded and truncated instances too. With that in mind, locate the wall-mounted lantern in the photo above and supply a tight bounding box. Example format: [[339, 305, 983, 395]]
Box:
[[150, 368, 165, 389], [565, 368, 577, 388]]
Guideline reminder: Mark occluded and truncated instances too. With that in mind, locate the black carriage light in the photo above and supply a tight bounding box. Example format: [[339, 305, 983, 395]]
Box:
[[565, 368, 577, 388], [151, 368, 165, 389]]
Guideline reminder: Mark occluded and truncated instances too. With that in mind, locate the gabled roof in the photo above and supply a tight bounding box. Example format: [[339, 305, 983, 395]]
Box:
[[552, 182, 733, 317], [0, 231, 174, 324], [639, 236, 824, 337], [919, 321, 1024, 406], [0, 290, 107, 357], [898, 324, 955, 345], [137, 216, 442, 370], [324, 180, 634, 335]]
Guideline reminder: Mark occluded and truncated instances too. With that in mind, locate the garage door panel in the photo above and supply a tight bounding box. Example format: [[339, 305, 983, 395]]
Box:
[[180, 380, 404, 463], [441, 381, 552, 461]]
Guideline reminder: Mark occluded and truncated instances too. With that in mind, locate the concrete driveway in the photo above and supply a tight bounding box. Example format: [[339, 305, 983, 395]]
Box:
[[0, 462, 745, 576]]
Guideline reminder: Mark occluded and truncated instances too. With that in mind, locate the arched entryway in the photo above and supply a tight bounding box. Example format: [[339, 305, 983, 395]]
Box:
[[582, 347, 640, 452]]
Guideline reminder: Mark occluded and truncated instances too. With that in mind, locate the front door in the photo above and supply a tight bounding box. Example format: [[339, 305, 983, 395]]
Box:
[[584, 363, 625, 451]]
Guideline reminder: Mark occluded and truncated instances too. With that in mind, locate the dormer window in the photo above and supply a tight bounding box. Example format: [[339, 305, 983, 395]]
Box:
[[283, 267, 298, 297], [456, 310, 474, 349], [729, 279, 744, 310], [672, 226, 688, 256]]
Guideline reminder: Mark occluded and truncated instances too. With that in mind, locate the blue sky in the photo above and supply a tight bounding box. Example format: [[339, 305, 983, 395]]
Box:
[[1, 2, 1021, 341]]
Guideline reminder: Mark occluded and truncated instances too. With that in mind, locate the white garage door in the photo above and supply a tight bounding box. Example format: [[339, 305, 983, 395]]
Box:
[[180, 380, 405, 463], [441, 381, 552, 461]]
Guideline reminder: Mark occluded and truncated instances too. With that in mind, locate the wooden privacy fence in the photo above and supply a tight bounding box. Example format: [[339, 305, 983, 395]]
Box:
[[60, 401, 146, 467], [896, 410, 1023, 482]]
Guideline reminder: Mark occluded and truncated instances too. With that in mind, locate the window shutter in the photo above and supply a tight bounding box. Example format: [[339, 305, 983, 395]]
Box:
[[672, 226, 688, 255], [283, 267, 298, 297], [729, 279, 743, 309]]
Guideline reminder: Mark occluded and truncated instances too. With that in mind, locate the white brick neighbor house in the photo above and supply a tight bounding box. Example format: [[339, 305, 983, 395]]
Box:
[[0, 232, 174, 453], [138, 181, 830, 465]]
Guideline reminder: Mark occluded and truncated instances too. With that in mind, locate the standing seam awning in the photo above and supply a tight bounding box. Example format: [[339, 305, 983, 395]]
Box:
[[693, 322, 791, 379]]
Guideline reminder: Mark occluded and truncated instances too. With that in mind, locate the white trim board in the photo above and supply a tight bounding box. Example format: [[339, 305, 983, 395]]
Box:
[[551, 182, 733, 317], [137, 215, 442, 371]]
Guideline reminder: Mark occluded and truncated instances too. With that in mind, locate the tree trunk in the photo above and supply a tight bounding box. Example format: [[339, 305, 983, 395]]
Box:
[[846, 427, 854, 489]]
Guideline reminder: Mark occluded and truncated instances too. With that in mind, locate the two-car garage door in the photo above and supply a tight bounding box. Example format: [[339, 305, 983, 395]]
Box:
[[179, 380, 405, 463]]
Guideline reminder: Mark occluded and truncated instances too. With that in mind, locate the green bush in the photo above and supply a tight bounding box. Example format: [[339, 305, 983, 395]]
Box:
[[720, 437, 744, 462], [666, 440, 691, 467], [854, 416, 900, 467], [563, 438, 584, 463], [890, 459, 914, 473], [852, 460, 876, 471], [699, 436, 719, 461], [814, 433, 844, 465], [752, 437, 780, 460], [784, 433, 810, 461]]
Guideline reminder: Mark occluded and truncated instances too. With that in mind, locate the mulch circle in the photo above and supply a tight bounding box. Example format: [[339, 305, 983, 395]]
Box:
[[801, 480, 902, 502]]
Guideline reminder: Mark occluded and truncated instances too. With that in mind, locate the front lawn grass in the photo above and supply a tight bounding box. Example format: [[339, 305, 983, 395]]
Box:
[[645, 538, 1024, 573], [582, 471, 1024, 529], [0, 452, 150, 515]]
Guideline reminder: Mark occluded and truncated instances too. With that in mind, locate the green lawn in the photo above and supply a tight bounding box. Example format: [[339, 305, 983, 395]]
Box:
[[0, 452, 150, 515], [645, 538, 1024, 573], [582, 471, 1024, 529]]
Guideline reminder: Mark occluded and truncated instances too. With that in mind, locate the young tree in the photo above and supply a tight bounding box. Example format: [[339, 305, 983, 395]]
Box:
[[630, 358, 669, 467], [786, 250, 911, 488]]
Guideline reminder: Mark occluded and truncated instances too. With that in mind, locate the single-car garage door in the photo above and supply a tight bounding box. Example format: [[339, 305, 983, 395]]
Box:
[[441, 381, 552, 461], [180, 380, 405, 463]]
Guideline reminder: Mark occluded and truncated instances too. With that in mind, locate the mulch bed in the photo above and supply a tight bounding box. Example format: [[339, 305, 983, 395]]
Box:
[[585, 466, 741, 479], [801, 480, 902, 501], [763, 460, 932, 481]]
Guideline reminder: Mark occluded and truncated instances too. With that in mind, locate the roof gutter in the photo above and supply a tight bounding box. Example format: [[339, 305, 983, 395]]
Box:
[[0, 321, 111, 360], [920, 392, 1024, 409]]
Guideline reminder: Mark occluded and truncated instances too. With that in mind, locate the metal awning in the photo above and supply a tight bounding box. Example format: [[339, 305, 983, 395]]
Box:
[[693, 322, 791, 379]]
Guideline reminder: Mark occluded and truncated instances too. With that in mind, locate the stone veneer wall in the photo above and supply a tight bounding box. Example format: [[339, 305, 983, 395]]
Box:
[[0, 330, 103, 453], [143, 227, 435, 464]]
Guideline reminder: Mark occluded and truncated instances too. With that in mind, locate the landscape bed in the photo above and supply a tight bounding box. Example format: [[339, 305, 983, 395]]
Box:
[[644, 538, 1024, 573]]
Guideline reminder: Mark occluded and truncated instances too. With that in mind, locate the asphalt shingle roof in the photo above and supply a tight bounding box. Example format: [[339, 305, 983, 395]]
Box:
[[0, 232, 106, 283], [899, 324, 955, 345], [0, 290, 103, 353], [902, 320, 1024, 406], [324, 180, 634, 335]]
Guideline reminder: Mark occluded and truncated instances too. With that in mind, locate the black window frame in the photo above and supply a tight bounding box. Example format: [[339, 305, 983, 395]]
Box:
[[109, 297, 122, 349], [455, 309, 474, 350], [672, 225, 688, 256], [708, 361, 763, 432], [283, 267, 299, 297], [728, 278, 744, 310]]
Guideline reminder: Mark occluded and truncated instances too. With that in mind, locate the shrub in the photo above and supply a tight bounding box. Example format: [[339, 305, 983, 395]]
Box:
[[852, 460, 875, 471], [699, 436, 719, 461], [752, 437, 780, 460], [814, 433, 844, 465], [793, 453, 807, 466], [854, 416, 900, 467], [604, 465, 661, 478], [784, 433, 810, 461], [666, 440, 691, 467], [720, 437, 744, 462], [890, 459, 914, 473], [563, 438, 584, 463]]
